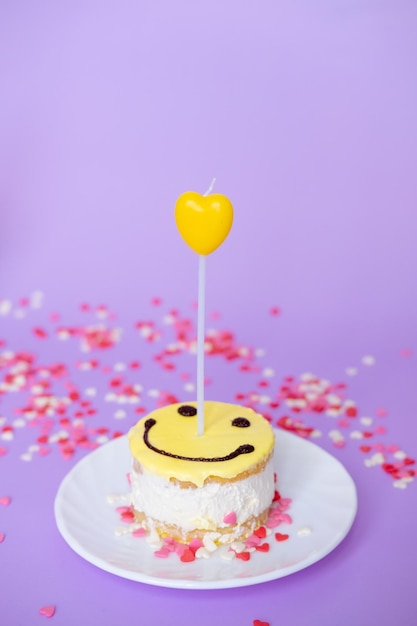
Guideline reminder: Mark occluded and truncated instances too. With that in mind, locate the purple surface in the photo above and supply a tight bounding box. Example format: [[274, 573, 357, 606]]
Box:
[[0, 1, 416, 624]]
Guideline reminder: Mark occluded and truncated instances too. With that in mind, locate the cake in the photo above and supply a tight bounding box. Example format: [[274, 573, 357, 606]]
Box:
[[127, 400, 275, 547]]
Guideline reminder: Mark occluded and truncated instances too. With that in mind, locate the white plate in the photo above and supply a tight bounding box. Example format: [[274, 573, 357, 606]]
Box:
[[54, 429, 357, 589]]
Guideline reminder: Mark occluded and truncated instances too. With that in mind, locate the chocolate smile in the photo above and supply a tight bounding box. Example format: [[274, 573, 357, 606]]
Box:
[[143, 418, 255, 462]]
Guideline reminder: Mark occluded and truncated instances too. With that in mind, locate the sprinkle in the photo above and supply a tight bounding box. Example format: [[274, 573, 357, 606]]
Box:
[[274, 533, 289, 542], [154, 547, 170, 558], [180, 548, 195, 562], [0, 532, 5, 542], [362, 355, 376, 366], [223, 511, 237, 525], [235, 550, 251, 561], [345, 367, 358, 376], [254, 526, 267, 539], [253, 621, 270, 626], [39, 605, 56, 618], [297, 526, 312, 537], [0, 496, 11, 506], [255, 542, 270, 552]]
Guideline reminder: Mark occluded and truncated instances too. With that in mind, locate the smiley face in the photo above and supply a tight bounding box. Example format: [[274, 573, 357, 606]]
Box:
[[128, 401, 275, 486]]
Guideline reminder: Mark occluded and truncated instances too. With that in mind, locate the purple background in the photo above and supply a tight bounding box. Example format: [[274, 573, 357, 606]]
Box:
[[0, 1, 416, 625]]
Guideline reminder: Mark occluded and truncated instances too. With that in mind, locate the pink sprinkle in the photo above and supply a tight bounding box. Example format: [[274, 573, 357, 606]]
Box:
[[132, 528, 147, 538], [189, 538, 204, 551], [39, 605, 56, 618], [0, 532, 5, 543], [245, 534, 261, 548], [0, 496, 11, 506], [175, 543, 187, 557], [223, 511, 237, 525], [0, 447, 7, 457], [400, 348, 412, 358], [154, 547, 170, 558]]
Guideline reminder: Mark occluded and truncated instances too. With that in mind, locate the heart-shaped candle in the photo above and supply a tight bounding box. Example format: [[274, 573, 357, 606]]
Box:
[[174, 191, 233, 255]]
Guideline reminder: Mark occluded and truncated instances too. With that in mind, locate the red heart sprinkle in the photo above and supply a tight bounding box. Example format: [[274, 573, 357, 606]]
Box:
[[253, 620, 270, 626], [180, 548, 195, 562], [235, 551, 251, 561], [360, 445, 371, 453], [275, 533, 289, 542], [256, 543, 270, 552], [273, 490, 281, 502], [254, 526, 266, 539], [39, 605, 56, 618]]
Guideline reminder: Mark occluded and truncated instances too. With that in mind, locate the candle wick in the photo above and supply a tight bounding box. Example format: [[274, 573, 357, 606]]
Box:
[[203, 177, 216, 197]]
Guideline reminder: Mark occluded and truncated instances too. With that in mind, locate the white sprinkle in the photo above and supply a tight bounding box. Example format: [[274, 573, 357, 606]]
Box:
[[1, 431, 13, 441], [163, 315, 175, 325], [203, 537, 218, 553], [114, 362, 126, 372], [364, 453, 384, 467], [326, 408, 342, 417], [221, 550, 235, 560], [393, 450, 407, 460], [195, 547, 210, 559], [114, 526, 131, 536], [362, 355, 376, 366], [31, 384, 44, 394], [85, 387, 97, 397], [231, 541, 246, 553], [297, 526, 312, 537], [20, 453, 32, 462], [259, 395, 271, 405], [30, 290, 44, 308], [28, 444, 40, 453], [107, 493, 130, 505], [0, 300, 12, 315], [57, 330, 70, 340], [262, 368, 275, 378], [148, 389, 160, 398], [255, 348, 265, 357], [360, 417, 373, 426], [184, 383, 195, 393], [393, 480, 408, 489], [114, 410, 127, 420], [329, 430, 344, 441], [345, 367, 358, 376], [350, 430, 364, 439], [97, 435, 109, 445], [0, 417, 6, 426]]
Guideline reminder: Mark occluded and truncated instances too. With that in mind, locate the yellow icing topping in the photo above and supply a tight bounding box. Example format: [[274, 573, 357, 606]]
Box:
[[127, 401, 274, 487]]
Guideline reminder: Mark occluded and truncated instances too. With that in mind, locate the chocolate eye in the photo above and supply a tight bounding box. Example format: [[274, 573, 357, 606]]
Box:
[[232, 417, 251, 428], [178, 405, 197, 417]]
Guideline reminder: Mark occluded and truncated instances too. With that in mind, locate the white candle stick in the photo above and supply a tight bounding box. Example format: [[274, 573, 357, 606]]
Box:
[[197, 253, 206, 436], [196, 178, 216, 435]]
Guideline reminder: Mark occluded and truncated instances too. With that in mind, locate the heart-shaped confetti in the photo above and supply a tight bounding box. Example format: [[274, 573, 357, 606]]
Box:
[[275, 532, 289, 542], [0, 496, 11, 506], [223, 511, 237, 525], [39, 605, 56, 618], [175, 192, 233, 255], [253, 620, 270, 626]]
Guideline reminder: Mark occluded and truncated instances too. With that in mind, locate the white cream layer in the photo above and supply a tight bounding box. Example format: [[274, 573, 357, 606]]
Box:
[[130, 456, 275, 535]]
